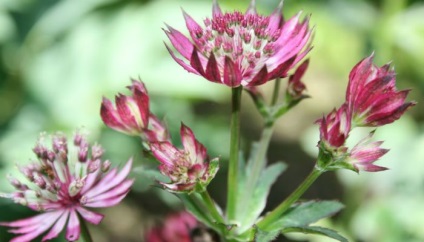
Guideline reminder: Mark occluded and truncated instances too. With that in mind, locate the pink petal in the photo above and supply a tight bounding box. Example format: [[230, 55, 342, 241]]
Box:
[[267, 0, 283, 33], [66, 209, 81, 242], [204, 53, 221, 83], [190, 48, 206, 76], [115, 95, 138, 131], [100, 98, 125, 131], [212, 0, 223, 17], [164, 25, 195, 60], [246, 65, 268, 86], [182, 10, 203, 42], [165, 44, 199, 74], [42, 210, 70, 241], [76, 206, 104, 225], [223, 56, 242, 87], [132, 81, 150, 129], [88, 179, 133, 203], [84, 159, 133, 199], [150, 142, 180, 166], [84, 192, 128, 207]]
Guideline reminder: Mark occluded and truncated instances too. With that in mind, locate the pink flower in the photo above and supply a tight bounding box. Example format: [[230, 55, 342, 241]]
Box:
[[0, 132, 133, 242], [145, 211, 198, 242], [150, 124, 219, 192], [101, 79, 169, 141], [317, 104, 351, 149], [346, 54, 416, 127], [164, 0, 312, 87], [348, 131, 389, 172]]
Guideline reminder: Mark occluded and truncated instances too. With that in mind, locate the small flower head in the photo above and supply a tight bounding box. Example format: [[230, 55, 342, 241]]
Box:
[[150, 123, 219, 192], [317, 104, 351, 149], [165, 0, 312, 87], [101, 79, 149, 135], [348, 131, 389, 172], [101, 79, 169, 142], [0, 132, 133, 242], [346, 54, 416, 127]]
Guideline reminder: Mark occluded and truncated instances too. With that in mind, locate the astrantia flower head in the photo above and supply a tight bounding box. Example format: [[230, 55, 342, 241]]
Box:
[[346, 54, 416, 127], [150, 123, 219, 192], [165, 0, 312, 87], [101, 78, 169, 141], [0, 132, 133, 242]]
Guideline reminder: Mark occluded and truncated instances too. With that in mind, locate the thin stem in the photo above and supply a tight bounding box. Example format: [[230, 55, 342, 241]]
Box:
[[271, 78, 281, 106], [227, 86, 243, 222], [256, 167, 324, 229], [200, 190, 224, 224], [79, 217, 93, 242]]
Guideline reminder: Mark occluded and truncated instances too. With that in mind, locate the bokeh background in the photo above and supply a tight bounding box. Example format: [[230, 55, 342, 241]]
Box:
[[0, 0, 423, 241]]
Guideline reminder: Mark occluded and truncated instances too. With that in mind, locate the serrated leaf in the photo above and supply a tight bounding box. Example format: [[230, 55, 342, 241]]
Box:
[[237, 161, 287, 232], [254, 226, 281, 242], [282, 226, 348, 242], [268, 200, 345, 231]]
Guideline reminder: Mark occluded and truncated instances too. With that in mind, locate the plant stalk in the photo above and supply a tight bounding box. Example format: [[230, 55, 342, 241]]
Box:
[[256, 167, 324, 229], [227, 86, 243, 222], [200, 190, 224, 224]]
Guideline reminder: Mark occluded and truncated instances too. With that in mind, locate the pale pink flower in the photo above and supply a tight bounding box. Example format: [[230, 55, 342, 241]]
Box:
[[0, 132, 133, 242], [101, 79, 169, 141], [150, 124, 219, 192], [165, 0, 312, 87], [346, 54, 415, 127]]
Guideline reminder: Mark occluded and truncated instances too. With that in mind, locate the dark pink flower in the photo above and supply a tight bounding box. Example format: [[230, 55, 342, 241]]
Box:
[[348, 131, 389, 172], [145, 211, 197, 242], [317, 104, 351, 149], [164, 0, 312, 87], [101, 79, 169, 141], [346, 54, 416, 127], [150, 124, 219, 192], [0, 132, 133, 242]]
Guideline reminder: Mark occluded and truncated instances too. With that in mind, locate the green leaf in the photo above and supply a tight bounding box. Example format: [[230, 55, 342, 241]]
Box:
[[282, 226, 348, 242], [268, 200, 344, 231], [254, 226, 281, 242], [237, 161, 287, 233]]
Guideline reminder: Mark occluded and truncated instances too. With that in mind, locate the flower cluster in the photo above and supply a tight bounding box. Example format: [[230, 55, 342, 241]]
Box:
[[317, 54, 415, 172], [0, 132, 133, 241], [165, 0, 312, 87]]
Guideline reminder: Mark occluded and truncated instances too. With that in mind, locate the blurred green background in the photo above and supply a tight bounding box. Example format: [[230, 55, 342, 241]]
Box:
[[0, 0, 423, 241]]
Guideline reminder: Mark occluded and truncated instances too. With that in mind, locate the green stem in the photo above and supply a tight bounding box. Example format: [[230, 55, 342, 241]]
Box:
[[79, 216, 93, 242], [227, 86, 243, 222], [200, 190, 224, 224], [271, 78, 281, 106], [256, 167, 324, 229]]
